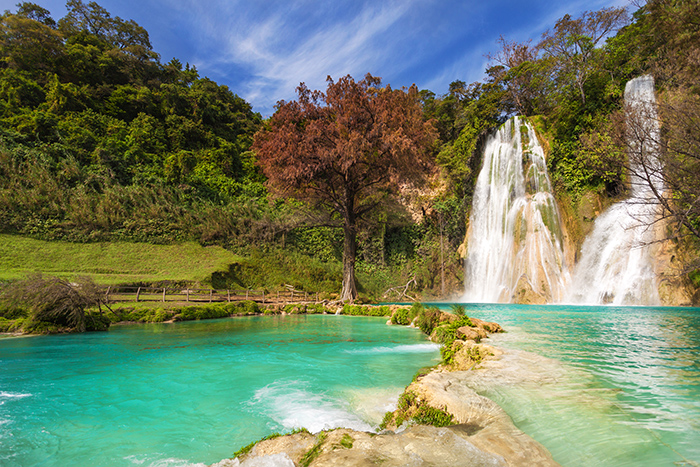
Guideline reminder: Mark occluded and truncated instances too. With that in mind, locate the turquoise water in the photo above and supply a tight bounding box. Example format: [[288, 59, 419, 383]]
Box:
[[0, 315, 440, 466], [3, 307, 699, 467], [459, 303, 700, 467]]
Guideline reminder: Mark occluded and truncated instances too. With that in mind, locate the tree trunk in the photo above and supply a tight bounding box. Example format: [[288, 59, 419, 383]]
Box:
[[340, 222, 358, 302], [340, 189, 358, 302]]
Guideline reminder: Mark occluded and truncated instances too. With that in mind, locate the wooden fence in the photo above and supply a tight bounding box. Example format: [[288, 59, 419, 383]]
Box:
[[103, 286, 322, 305]]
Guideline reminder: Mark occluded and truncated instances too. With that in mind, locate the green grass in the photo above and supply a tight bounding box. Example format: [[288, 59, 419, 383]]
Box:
[[0, 234, 240, 285]]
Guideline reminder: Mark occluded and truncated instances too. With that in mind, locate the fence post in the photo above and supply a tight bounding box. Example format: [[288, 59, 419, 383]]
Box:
[[186, 289, 189, 302], [277, 291, 280, 302], [136, 287, 141, 302], [105, 286, 111, 301], [246, 290, 249, 300], [209, 289, 213, 303], [227, 290, 231, 302], [262, 291, 265, 304]]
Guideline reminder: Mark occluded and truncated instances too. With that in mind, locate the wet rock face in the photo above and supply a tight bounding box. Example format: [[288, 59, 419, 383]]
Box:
[[510, 275, 547, 304]]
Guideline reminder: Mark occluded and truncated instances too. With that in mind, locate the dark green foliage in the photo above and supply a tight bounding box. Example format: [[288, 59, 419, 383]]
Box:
[[391, 389, 454, 428], [107, 301, 262, 324], [173, 305, 230, 321], [440, 342, 459, 366], [173, 301, 260, 321], [341, 304, 391, 317], [415, 307, 442, 335], [408, 302, 424, 321], [108, 307, 170, 323], [397, 390, 417, 412], [0, 3, 265, 246], [449, 304, 466, 316], [0, 316, 11, 332], [281, 303, 329, 314], [412, 404, 454, 427], [84, 310, 110, 331], [433, 316, 474, 344], [390, 307, 410, 325], [305, 304, 328, 314]]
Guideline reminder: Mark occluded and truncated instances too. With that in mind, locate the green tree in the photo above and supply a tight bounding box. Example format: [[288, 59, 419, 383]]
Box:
[[539, 7, 629, 104]]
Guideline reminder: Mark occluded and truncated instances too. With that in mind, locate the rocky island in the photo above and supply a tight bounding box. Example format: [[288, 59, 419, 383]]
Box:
[[212, 310, 559, 467]]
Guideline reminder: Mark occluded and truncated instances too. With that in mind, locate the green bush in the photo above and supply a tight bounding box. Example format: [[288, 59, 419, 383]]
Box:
[[305, 303, 327, 314], [283, 304, 306, 314], [431, 325, 454, 344], [84, 311, 111, 331], [174, 305, 232, 321], [231, 300, 259, 315], [390, 308, 410, 325], [416, 307, 442, 335], [408, 302, 424, 322], [341, 304, 391, 317], [0, 303, 28, 319], [412, 404, 454, 427]]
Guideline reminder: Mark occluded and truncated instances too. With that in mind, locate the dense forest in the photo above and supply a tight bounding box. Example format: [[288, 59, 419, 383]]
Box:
[[0, 0, 698, 301]]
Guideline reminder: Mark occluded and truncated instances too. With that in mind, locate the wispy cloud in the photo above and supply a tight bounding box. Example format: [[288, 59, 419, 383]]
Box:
[[162, 0, 432, 114]]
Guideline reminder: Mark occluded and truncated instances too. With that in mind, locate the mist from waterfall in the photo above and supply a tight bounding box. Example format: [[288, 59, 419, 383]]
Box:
[[462, 117, 569, 303], [563, 75, 662, 306]]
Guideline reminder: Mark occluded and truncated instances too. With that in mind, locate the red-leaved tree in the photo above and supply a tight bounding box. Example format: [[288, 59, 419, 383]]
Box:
[[253, 74, 437, 302]]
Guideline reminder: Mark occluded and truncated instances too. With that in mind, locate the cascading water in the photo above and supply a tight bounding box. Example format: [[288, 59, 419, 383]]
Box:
[[564, 75, 662, 305], [462, 117, 569, 303]]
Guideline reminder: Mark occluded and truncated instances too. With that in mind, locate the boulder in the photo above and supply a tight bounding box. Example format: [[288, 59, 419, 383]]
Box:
[[456, 326, 482, 342]]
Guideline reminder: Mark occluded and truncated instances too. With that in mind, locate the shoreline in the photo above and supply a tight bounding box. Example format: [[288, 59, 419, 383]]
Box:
[[217, 313, 560, 467]]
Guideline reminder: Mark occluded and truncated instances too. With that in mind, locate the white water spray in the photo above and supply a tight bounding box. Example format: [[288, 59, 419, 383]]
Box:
[[462, 117, 569, 303], [564, 75, 662, 305]]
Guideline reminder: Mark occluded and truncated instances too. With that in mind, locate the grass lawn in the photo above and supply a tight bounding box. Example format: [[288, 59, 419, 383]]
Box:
[[0, 234, 240, 285]]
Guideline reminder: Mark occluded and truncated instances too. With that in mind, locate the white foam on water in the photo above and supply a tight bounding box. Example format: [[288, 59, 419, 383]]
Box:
[[124, 454, 207, 467], [0, 391, 32, 399], [247, 380, 373, 433], [341, 386, 403, 426], [343, 343, 440, 355]]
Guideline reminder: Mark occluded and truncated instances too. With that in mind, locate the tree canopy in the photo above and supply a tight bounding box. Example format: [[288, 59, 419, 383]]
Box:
[[254, 74, 437, 301]]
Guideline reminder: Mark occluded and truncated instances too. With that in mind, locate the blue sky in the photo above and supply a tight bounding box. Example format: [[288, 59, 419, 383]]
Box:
[[1, 0, 630, 116]]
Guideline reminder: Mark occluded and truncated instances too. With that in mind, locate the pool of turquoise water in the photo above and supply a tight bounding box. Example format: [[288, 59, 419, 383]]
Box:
[[0, 314, 440, 466], [3, 305, 700, 467], [458, 303, 700, 467]]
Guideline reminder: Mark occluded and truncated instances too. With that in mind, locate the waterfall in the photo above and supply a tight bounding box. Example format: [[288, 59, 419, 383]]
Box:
[[462, 117, 569, 303], [564, 75, 662, 305]]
